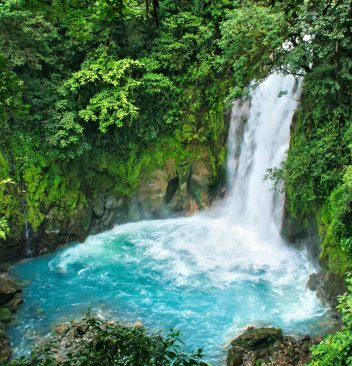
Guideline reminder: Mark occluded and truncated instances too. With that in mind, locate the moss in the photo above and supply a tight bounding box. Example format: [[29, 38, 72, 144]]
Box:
[[0, 150, 87, 237], [317, 168, 352, 275], [21, 160, 85, 231], [319, 203, 349, 275], [284, 80, 352, 276], [0, 152, 24, 238], [0, 308, 12, 324], [94, 131, 225, 199], [0, 87, 228, 243]]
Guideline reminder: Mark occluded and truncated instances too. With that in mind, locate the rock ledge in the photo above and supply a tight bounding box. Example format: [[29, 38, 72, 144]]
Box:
[[227, 327, 317, 366]]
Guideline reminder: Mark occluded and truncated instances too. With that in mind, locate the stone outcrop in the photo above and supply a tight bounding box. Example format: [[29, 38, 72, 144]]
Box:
[[0, 278, 20, 307], [0, 156, 224, 263], [282, 207, 347, 310], [34, 204, 93, 255], [188, 160, 211, 208], [135, 158, 216, 219], [0, 274, 22, 361], [34, 316, 146, 363], [138, 169, 170, 217], [307, 271, 347, 308], [227, 327, 315, 366]]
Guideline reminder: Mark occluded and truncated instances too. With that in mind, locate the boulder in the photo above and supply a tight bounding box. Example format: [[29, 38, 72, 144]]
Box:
[[227, 327, 314, 366], [307, 271, 347, 308], [92, 193, 105, 219], [0, 323, 10, 361], [0, 308, 12, 324], [188, 160, 211, 208], [68, 204, 92, 242], [138, 169, 169, 217], [0, 277, 21, 307], [45, 316, 142, 362], [227, 327, 282, 366]]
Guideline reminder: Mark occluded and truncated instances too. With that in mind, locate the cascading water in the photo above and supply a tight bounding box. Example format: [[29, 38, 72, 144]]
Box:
[[20, 196, 32, 258], [8, 74, 330, 365], [224, 73, 301, 240]]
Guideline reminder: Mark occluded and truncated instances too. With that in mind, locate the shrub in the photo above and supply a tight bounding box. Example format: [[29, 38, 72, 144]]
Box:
[[0, 314, 209, 366]]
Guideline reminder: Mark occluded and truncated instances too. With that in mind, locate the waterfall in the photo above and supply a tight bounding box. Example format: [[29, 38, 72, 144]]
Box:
[[20, 196, 32, 257], [224, 73, 301, 239], [9, 73, 328, 365]]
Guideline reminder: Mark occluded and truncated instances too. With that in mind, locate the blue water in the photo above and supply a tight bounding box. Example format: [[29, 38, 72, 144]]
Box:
[[8, 74, 331, 364], [8, 216, 330, 365]]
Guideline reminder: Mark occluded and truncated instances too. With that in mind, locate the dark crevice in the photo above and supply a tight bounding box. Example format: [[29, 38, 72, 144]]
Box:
[[165, 177, 179, 204]]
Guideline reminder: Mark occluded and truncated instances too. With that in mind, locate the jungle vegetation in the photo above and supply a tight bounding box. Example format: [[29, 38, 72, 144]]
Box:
[[1, 0, 352, 364]]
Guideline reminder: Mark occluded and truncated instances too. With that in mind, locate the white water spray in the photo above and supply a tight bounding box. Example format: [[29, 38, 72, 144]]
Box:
[[10, 73, 329, 364], [55, 73, 317, 294], [224, 73, 301, 239], [53, 74, 315, 288]]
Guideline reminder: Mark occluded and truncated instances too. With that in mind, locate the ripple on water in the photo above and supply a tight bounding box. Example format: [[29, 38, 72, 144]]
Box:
[[8, 74, 331, 365], [9, 216, 329, 365]]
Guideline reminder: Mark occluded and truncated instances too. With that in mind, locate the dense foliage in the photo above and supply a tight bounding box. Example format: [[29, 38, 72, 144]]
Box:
[[309, 274, 352, 366], [4, 0, 348, 250], [0, 314, 208, 366], [260, 0, 352, 274], [0, 0, 236, 241], [280, 0, 352, 274], [1, 0, 352, 365]]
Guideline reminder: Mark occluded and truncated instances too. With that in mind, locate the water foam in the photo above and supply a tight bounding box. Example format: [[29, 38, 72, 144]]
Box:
[[9, 73, 330, 365]]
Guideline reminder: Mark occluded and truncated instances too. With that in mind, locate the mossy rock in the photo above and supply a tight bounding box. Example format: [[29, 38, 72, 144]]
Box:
[[227, 327, 282, 366], [0, 308, 12, 324], [230, 327, 282, 350], [188, 160, 211, 207], [0, 277, 21, 306], [138, 169, 169, 216]]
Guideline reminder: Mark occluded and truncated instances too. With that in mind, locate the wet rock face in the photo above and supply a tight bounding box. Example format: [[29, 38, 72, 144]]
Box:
[[0, 237, 24, 264], [32, 204, 93, 256], [68, 204, 93, 241], [0, 275, 22, 361], [0, 276, 21, 307], [227, 327, 314, 366], [135, 158, 218, 219], [307, 271, 347, 309], [0, 324, 10, 361], [138, 169, 169, 217], [189, 160, 210, 191], [1, 156, 224, 263], [137, 159, 180, 218], [90, 194, 128, 234], [188, 160, 211, 209], [92, 193, 105, 219], [282, 208, 347, 310]]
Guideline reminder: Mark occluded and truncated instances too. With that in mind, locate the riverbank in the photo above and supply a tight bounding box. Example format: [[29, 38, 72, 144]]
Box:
[[227, 326, 323, 366], [0, 73, 344, 365], [0, 271, 22, 360], [0, 309, 340, 366]]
